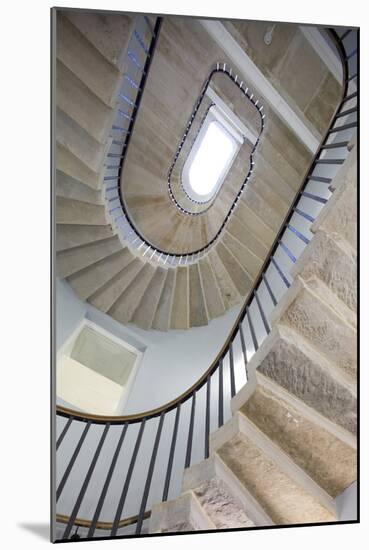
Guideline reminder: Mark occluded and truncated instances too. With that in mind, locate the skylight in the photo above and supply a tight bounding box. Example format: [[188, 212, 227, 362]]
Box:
[[181, 104, 244, 204], [188, 121, 237, 196]]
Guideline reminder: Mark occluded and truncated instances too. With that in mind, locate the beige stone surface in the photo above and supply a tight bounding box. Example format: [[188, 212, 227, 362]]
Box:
[[223, 231, 262, 280], [217, 433, 336, 525], [56, 235, 121, 278], [193, 477, 255, 529], [240, 383, 356, 498], [189, 264, 208, 327], [131, 267, 167, 329], [170, 267, 189, 329], [198, 257, 225, 320], [56, 14, 121, 107], [56, 143, 101, 190], [56, 60, 114, 145], [305, 73, 341, 136], [56, 170, 103, 205], [256, 326, 357, 434], [89, 257, 142, 312], [152, 269, 176, 331], [227, 215, 269, 260], [292, 230, 357, 316], [56, 108, 106, 173], [55, 224, 113, 252], [216, 242, 252, 296], [277, 279, 356, 382], [109, 263, 155, 323], [208, 249, 241, 309], [64, 11, 134, 71], [56, 197, 107, 226], [67, 248, 131, 300]]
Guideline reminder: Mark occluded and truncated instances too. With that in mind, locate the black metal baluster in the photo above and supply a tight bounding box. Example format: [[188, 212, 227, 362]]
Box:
[[218, 360, 224, 428], [56, 417, 73, 450], [239, 324, 248, 377], [111, 420, 146, 537], [229, 343, 236, 398], [246, 306, 259, 352], [185, 392, 196, 468], [136, 414, 165, 535], [57, 421, 91, 501], [63, 424, 110, 539], [205, 375, 211, 459], [262, 273, 277, 306], [254, 289, 271, 335], [88, 424, 128, 538], [162, 404, 181, 502], [271, 257, 291, 288]]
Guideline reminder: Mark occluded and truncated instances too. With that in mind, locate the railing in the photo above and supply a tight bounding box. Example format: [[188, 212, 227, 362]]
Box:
[[103, 17, 266, 266], [55, 27, 357, 541]]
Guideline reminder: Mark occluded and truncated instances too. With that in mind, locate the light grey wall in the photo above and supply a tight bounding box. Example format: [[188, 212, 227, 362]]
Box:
[[56, 278, 87, 350], [336, 481, 357, 521]]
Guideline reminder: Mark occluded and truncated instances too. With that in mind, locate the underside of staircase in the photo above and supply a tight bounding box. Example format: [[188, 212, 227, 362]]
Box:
[[149, 145, 357, 531], [55, 12, 342, 332]]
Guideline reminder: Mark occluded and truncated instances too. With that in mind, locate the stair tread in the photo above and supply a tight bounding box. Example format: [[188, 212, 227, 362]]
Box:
[[131, 267, 168, 330], [56, 170, 103, 205]]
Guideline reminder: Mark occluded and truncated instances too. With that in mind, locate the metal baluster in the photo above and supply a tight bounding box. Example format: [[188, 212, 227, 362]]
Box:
[[218, 360, 224, 428], [57, 421, 91, 501], [111, 421, 146, 537], [205, 375, 211, 459], [88, 424, 128, 538], [262, 273, 277, 306], [254, 289, 271, 335], [56, 417, 73, 450], [229, 343, 236, 398], [136, 414, 165, 534], [185, 392, 196, 468], [271, 257, 290, 288], [162, 404, 181, 501], [246, 306, 259, 352], [63, 424, 110, 539], [239, 324, 248, 377]]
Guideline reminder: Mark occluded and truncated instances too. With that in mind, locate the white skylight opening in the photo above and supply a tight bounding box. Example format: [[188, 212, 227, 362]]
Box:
[[188, 121, 237, 196], [182, 104, 244, 203]]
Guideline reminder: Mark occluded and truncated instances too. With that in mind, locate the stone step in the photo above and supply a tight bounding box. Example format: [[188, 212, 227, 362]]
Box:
[[236, 376, 356, 499], [170, 267, 189, 330], [65, 11, 134, 72], [56, 170, 103, 205], [56, 235, 122, 278], [131, 267, 168, 330], [56, 108, 107, 174], [207, 248, 241, 310], [212, 415, 336, 525], [227, 215, 269, 261], [223, 231, 262, 280], [56, 197, 107, 226], [182, 458, 257, 529], [312, 144, 356, 250], [66, 248, 132, 300], [108, 263, 156, 324], [271, 276, 356, 384], [55, 224, 113, 252], [216, 242, 253, 296], [189, 264, 208, 328], [88, 257, 143, 312], [233, 199, 275, 248], [198, 257, 225, 320], [151, 269, 176, 331], [291, 229, 357, 318], [56, 14, 121, 107], [56, 59, 114, 144], [56, 144, 102, 191], [244, 324, 357, 435], [150, 492, 215, 534]]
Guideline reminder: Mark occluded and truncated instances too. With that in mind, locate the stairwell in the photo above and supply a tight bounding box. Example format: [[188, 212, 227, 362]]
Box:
[[149, 142, 357, 531]]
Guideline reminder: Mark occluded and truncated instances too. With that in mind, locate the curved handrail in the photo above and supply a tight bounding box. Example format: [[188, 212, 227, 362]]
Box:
[[58, 28, 353, 425], [56, 27, 357, 540]]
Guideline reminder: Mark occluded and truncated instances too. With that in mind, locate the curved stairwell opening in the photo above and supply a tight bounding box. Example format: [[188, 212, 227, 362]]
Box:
[[53, 13, 358, 542]]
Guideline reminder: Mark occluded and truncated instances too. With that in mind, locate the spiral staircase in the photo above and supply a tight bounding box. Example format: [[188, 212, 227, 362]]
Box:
[[53, 9, 357, 542]]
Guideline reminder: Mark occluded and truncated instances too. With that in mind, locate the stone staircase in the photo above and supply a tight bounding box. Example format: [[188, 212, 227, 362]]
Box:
[[55, 12, 325, 332], [149, 144, 357, 531]]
